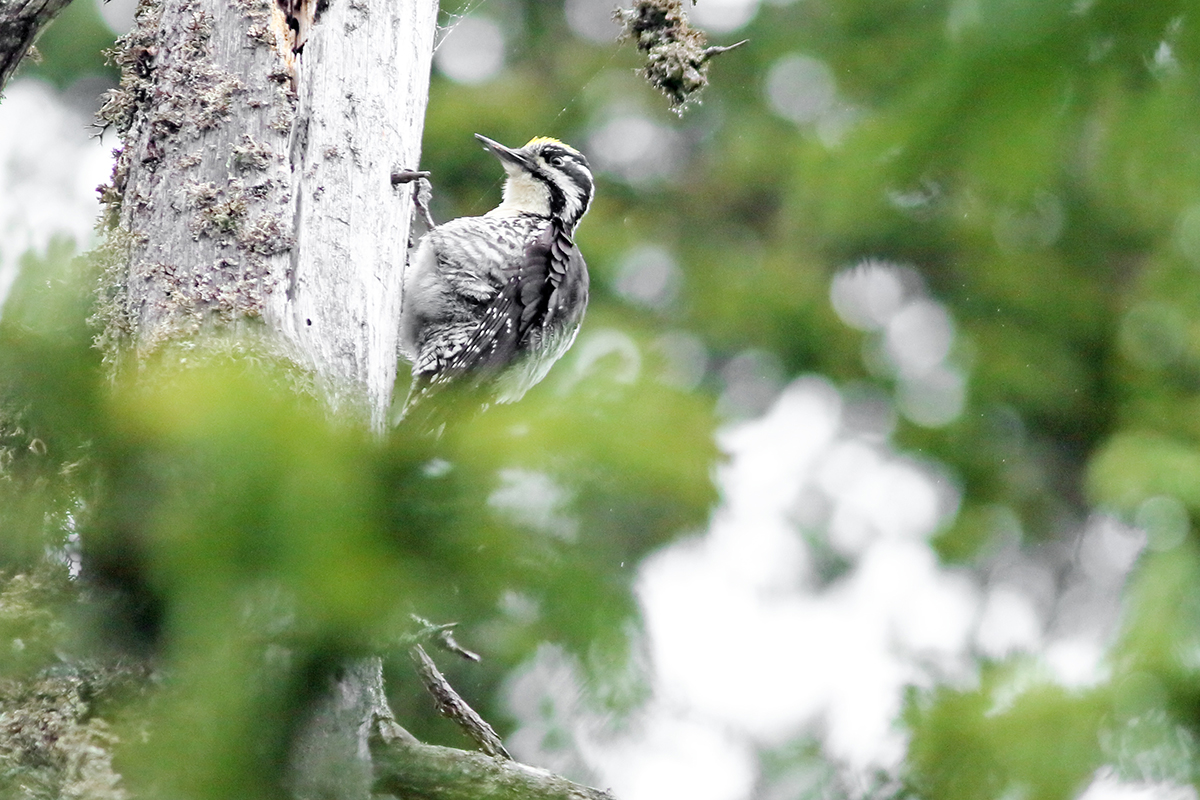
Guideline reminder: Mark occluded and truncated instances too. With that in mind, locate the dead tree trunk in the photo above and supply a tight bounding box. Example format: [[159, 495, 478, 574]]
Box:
[[96, 0, 433, 430], [273, 0, 436, 427], [95, 0, 436, 796]]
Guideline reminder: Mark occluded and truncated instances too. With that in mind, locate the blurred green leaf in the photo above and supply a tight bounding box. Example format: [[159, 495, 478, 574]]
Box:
[[1088, 431, 1200, 514], [906, 673, 1105, 800]]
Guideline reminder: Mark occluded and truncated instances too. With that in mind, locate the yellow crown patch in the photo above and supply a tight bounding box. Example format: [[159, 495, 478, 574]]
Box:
[[524, 136, 566, 148]]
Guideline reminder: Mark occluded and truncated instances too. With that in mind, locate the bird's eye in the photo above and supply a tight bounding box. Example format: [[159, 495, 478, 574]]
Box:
[[549, 155, 565, 167]]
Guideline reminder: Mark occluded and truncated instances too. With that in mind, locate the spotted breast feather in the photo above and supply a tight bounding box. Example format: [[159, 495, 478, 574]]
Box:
[[407, 217, 588, 411]]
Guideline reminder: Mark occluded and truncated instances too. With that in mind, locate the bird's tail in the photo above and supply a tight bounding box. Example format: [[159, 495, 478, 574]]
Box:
[[394, 372, 492, 434]]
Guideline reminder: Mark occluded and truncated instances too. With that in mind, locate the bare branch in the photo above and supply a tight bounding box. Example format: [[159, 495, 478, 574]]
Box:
[[392, 170, 436, 231], [405, 614, 481, 662], [701, 39, 748, 61], [411, 644, 510, 760], [0, 0, 72, 95]]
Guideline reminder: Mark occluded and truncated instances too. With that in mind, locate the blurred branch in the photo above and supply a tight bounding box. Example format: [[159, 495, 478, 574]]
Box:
[[411, 644, 510, 760], [405, 614, 481, 662], [0, 0, 72, 93], [372, 740, 616, 800]]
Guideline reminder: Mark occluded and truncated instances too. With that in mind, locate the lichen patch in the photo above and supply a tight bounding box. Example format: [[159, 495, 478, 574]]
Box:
[[231, 133, 274, 172], [239, 213, 293, 256], [614, 0, 745, 112]]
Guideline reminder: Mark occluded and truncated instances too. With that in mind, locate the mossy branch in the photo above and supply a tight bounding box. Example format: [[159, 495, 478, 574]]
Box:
[[372, 740, 616, 800], [614, 0, 746, 112]]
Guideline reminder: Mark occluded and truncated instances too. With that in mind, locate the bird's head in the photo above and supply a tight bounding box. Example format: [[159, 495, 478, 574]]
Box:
[[476, 134, 594, 231]]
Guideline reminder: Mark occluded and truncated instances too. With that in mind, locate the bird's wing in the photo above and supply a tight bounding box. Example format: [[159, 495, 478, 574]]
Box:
[[541, 223, 589, 333], [436, 219, 574, 381], [400, 219, 587, 424]]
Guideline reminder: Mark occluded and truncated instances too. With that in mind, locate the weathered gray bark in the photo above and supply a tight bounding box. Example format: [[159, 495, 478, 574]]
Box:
[[95, 0, 300, 360], [410, 643, 511, 760], [269, 0, 434, 428], [96, 0, 432, 429], [290, 657, 416, 800], [0, 0, 72, 94]]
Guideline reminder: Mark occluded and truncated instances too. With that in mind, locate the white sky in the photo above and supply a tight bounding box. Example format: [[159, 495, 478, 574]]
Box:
[[0, 78, 111, 314]]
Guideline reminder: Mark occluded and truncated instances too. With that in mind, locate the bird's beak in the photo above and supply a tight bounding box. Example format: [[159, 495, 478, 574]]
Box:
[[475, 134, 532, 171]]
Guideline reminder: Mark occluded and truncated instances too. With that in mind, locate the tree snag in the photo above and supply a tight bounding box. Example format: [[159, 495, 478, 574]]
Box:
[[95, 0, 436, 429]]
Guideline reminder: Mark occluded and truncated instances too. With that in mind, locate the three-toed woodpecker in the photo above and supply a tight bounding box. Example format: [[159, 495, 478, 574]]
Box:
[[398, 134, 594, 419]]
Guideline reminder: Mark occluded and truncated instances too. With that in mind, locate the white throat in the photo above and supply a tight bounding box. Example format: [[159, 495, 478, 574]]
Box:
[[492, 171, 551, 217]]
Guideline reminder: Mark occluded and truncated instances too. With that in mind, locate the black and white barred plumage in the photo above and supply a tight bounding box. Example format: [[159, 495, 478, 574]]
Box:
[[398, 135, 594, 420]]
